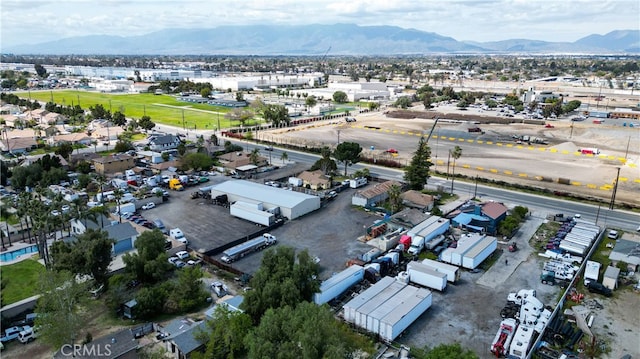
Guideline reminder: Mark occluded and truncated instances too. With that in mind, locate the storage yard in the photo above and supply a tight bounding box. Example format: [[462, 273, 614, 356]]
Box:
[[142, 164, 638, 358]]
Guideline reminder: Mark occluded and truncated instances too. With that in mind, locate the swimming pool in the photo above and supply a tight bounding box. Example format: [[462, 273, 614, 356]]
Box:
[[0, 245, 38, 263]]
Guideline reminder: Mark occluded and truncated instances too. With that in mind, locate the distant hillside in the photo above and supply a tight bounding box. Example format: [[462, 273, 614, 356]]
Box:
[[4, 24, 639, 55]]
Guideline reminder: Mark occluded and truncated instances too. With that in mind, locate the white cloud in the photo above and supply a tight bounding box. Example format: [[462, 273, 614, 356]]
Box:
[[1, 0, 638, 48]]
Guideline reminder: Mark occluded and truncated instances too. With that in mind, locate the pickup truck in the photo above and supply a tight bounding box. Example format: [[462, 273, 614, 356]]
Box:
[[1, 326, 25, 342]]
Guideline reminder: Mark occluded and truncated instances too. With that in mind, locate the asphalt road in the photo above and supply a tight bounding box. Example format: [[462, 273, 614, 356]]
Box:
[[225, 138, 640, 232]]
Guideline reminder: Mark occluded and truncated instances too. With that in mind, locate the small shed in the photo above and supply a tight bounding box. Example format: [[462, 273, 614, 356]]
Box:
[[602, 266, 620, 290], [123, 299, 138, 319]]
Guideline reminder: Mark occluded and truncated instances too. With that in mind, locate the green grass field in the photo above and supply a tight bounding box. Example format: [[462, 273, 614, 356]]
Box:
[[15, 90, 252, 130], [0, 258, 46, 305]]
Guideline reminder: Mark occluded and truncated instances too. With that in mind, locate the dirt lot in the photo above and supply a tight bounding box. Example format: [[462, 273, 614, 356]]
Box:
[[266, 108, 640, 207]]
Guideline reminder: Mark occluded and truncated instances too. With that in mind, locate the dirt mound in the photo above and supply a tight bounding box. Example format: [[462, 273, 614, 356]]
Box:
[[549, 141, 579, 152]]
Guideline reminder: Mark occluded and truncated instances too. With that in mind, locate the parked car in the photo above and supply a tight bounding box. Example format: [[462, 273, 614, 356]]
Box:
[[142, 202, 156, 210], [587, 281, 612, 297], [211, 282, 228, 297], [174, 260, 186, 268], [18, 326, 37, 344], [345, 117, 357, 123], [176, 251, 190, 260], [153, 219, 165, 229]]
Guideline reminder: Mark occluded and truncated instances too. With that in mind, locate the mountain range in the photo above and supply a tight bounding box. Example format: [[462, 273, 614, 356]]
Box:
[[4, 24, 639, 55]]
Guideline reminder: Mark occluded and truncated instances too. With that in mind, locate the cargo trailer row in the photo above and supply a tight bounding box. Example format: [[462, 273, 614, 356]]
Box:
[[342, 276, 432, 342], [314, 265, 364, 305], [404, 261, 447, 291], [420, 258, 460, 283]]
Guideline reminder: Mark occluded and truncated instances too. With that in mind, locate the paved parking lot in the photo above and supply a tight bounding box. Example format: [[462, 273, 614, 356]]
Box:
[[141, 174, 259, 254], [144, 170, 380, 278], [229, 185, 378, 278]]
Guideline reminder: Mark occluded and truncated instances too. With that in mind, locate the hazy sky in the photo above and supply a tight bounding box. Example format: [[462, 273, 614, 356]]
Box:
[[2, 0, 638, 48]]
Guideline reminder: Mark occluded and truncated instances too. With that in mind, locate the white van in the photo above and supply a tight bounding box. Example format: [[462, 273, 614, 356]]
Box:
[[169, 228, 188, 245]]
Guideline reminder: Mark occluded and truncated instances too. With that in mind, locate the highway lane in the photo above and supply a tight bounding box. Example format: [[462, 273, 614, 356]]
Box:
[[228, 138, 640, 231]]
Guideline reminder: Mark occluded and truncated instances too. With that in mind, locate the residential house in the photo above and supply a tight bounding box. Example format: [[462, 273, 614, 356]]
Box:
[[352, 180, 401, 207], [70, 214, 113, 235], [204, 296, 245, 320], [92, 154, 135, 175], [49, 132, 93, 146], [218, 151, 267, 170], [70, 216, 139, 255], [0, 136, 38, 154], [297, 170, 331, 190], [105, 222, 139, 255], [41, 112, 66, 126], [450, 201, 508, 234], [400, 190, 435, 211], [0, 114, 20, 128], [159, 318, 208, 359], [608, 238, 640, 271], [91, 125, 124, 142], [481, 201, 509, 234], [53, 327, 139, 359], [148, 134, 181, 151], [0, 104, 21, 115], [26, 108, 48, 122]]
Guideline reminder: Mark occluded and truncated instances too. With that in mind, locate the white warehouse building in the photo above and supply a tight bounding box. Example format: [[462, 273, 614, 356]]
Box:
[[193, 73, 324, 91], [210, 180, 320, 220], [292, 81, 391, 102]]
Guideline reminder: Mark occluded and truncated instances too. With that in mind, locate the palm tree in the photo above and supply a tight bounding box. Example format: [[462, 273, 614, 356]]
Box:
[[249, 148, 260, 166], [113, 188, 123, 223], [450, 146, 463, 194], [280, 151, 289, 164], [387, 184, 403, 213]]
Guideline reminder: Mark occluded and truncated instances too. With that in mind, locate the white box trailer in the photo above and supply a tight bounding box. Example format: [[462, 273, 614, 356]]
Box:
[[366, 286, 419, 334], [406, 261, 447, 291], [421, 258, 460, 283], [462, 236, 498, 269], [509, 324, 535, 359], [559, 242, 587, 256], [572, 224, 600, 233], [343, 276, 396, 323], [425, 234, 446, 250], [378, 287, 432, 342], [584, 260, 601, 285], [570, 226, 598, 235], [566, 230, 595, 241], [563, 236, 591, 248], [567, 229, 598, 239], [314, 265, 365, 304], [230, 202, 275, 226], [355, 281, 407, 329], [573, 218, 598, 227]]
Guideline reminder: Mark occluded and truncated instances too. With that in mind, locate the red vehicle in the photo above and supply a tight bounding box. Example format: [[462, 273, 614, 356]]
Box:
[[385, 148, 398, 154], [544, 123, 555, 128]]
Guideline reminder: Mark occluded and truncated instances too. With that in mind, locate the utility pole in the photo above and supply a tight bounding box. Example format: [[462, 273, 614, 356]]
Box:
[[473, 176, 478, 199], [182, 109, 185, 130], [609, 167, 621, 210], [624, 136, 631, 161]]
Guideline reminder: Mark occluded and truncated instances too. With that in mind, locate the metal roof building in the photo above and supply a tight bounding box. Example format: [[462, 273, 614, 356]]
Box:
[[210, 180, 320, 220]]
